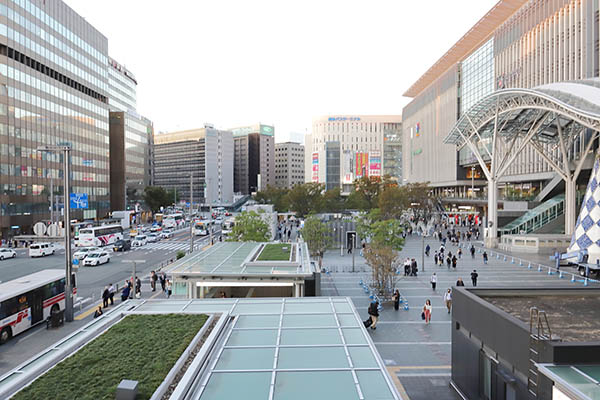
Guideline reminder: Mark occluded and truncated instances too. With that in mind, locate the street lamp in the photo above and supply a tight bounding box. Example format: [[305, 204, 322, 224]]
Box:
[[37, 144, 74, 322]]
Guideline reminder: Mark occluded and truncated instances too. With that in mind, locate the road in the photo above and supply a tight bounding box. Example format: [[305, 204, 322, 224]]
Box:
[[0, 225, 216, 376]]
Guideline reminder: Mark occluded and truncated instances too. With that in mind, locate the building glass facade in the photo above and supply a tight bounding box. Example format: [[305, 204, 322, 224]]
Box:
[[0, 0, 110, 237], [325, 141, 340, 191], [383, 123, 402, 182], [230, 124, 274, 194], [460, 38, 494, 115]]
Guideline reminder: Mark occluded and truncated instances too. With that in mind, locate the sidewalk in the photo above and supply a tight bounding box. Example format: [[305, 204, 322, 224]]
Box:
[[321, 233, 596, 400]]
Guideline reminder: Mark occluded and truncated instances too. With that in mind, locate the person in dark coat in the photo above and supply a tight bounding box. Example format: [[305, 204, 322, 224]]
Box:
[[102, 286, 109, 308], [456, 278, 465, 286], [121, 285, 130, 302], [159, 273, 166, 292], [392, 290, 400, 311], [367, 301, 379, 330], [93, 306, 103, 318], [483, 251, 488, 264], [471, 270, 479, 286]]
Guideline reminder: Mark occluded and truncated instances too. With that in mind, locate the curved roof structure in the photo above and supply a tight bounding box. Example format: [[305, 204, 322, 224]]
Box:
[[444, 78, 600, 148]]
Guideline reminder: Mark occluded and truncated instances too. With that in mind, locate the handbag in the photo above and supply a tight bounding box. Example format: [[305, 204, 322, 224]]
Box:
[[421, 312, 425, 320]]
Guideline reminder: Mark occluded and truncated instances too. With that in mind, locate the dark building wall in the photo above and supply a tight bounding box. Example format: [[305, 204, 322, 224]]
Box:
[[325, 141, 340, 191], [234, 135, 249, 194], [109, 112, 125, 212], [153, 140, 206, 202]]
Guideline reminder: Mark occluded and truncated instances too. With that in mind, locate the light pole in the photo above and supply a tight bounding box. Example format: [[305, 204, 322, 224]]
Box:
[[37, 145, 73, 322], [122, 260, 146, 298], [50, 177, 54, 225], [189, 173, 194, 253], [471, 166, 475, 199]]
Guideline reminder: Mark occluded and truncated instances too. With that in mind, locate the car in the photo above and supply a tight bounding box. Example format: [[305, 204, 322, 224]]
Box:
[[0, 248, 16, 260], [150, 226, 162, 233], [73, 247, 100, 260], [147, 233, 159, 243], [141, 226, 150, 233], [160, 230, 173, 239], [132, 235, 147, 247], [224, 211, 232, 216], [29, 243, 55, 257], [113, 239, 131, 252], [83, 251, 110, 266]]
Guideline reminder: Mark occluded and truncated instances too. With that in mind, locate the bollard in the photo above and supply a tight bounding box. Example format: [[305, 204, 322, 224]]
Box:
[[511, 257, 515, 264], [478, 248, 482, 253], [527, 263, 532, 269], [519, 260, 523, 266], [403, 303, 409, 311], [559, 271, 563, 279], [571, 274, 576, 282], [497, 254, 500, 259], [584, 278, 589, 286], [503, 256, 507, 262], [537, 265, 542, 272], [547, 267, 553, 275]]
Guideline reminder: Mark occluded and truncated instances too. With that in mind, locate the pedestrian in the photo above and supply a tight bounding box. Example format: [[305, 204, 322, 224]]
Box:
[[93, 306, 103, 318], [360, 242, 365, 257], [446, 255, 451, 268], [392, 289, 400, 311], [102, 286, 109, 308], [121, 284, 130, 302], [471, 269, 479, 286], [108, 283, 115, 306], [430, 273, 437, 290], [135, 276, 141, 298], [404, 258, 410, 276], [470, 245, 475, 258], [151, 271, 157, 292], [347, 244, 352, 254], [160, 272, 166, 292], [422, 299, 432, 324], [434, 252, 438, 266], [452, 255, 457, 269], [166, 279, 172, 298], [367, 300, 379, 330], [411, 258, 418, 276], [457, 248, 462, 259], [482, 251, 488, 264], [456, 278, 465, 286], [425, 244, 430, 257], [444, 289, 452, 313]]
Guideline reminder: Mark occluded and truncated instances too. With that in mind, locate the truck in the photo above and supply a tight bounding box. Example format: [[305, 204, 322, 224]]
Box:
[[111, 210, 136, 230]]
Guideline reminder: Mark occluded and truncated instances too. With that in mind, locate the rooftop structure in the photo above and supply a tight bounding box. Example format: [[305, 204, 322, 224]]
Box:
[[0, 297, 403, 400], [169, 242, 318, 298]]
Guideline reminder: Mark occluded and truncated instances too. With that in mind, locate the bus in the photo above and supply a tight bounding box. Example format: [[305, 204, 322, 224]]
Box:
[[194, 220, 213, 236], [78, 224, 124, 247], [163, 213, 184, 229], [0, 270, 75, 344]]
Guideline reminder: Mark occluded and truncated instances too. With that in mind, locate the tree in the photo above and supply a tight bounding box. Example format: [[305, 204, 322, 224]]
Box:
[[228, 211, 270, 241], [143, 186, 174, 213], [353, 176, 382, 210], [322, 187, 345, 213], [285, 183, 324, 218], [378, 185, 408, 219], [301, 215, 332, 268], [254, 186, 289, 212]]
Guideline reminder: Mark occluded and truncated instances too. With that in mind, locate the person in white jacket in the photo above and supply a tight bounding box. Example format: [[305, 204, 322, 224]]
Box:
[[443, 289, 452, 313], [430, 273, 437, 290]]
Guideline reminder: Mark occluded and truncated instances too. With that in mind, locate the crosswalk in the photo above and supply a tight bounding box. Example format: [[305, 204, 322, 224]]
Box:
[[127, 239, 207, 253]]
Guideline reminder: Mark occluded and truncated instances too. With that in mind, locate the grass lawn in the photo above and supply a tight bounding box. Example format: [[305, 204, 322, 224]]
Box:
[[257, 243, 292, 261], [13, 314, 207, 400]]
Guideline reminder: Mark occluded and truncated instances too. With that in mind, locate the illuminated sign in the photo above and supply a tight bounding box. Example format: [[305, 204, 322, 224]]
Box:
[[369, 151, 381, 176], [312, 152, 319, 182], [355, 153, 369, 178], [260, 125, 274, 136], [328, 117, 361, 122]]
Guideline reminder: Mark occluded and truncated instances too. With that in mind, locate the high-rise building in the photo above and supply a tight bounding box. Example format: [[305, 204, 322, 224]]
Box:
[[153, 127, 234, 206], [275, 142, 304, 189], [106, 57, 153, 211], [0, 0, 111, 238], [230, 123, 274, 194], [383, 126, 402, 182], [305, 115, 402, 192]]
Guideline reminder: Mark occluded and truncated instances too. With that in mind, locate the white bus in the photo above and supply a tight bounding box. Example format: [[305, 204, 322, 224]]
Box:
[[0, 270, 75, 344], [78, 224, 124, 247], [163, 213, 184, 229], [194, 220, 213, 236]]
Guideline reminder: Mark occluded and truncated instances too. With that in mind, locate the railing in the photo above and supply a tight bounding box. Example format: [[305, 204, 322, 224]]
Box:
[[500, 195, 564, 235]]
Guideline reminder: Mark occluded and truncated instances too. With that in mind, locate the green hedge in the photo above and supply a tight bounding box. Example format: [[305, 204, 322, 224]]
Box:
[[13, 314, 208, 400], [256, 243, 291, 261]]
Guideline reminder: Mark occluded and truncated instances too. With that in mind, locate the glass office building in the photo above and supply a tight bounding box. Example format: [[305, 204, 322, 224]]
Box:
[[0, 0, 110, 238]]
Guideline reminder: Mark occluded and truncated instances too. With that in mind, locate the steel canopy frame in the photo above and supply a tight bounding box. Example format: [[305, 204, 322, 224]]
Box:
[[444, 83, 600, 246]]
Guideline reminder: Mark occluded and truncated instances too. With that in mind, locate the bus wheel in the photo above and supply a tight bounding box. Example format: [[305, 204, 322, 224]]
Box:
[[0, 327, 12, 344]]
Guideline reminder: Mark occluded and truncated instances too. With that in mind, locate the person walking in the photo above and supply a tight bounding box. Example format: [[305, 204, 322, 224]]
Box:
[[456, 278, 465, 286], [433, 251, 438, 266], [102, 286, 109, 308], [470, 245, 476, 258], [457, 248, 462, 259], [108, 283, 115, 306], [425, 244, 431, 257], [404, 258, 410, 276], [452, 255, 457, 269], [150, 271, 157, 292], [482, 251, 488, 264], [471, 270, 479, 286], [159, 272, 166, 292], [446, 255, 451, 269], [392, 289, 400, 311], [367, 301, 379, 330], [121, 284, 130, 302], [166, 279, 172, 298], [423, 299, 432, 324], [444, 289, 452, 313], [411, 258, 418, 276], [430, 273, 437, 290], [135, 276, 141, 298]]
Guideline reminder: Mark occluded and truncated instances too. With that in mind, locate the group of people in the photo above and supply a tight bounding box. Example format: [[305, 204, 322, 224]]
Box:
[[402, 258, 419, 276]]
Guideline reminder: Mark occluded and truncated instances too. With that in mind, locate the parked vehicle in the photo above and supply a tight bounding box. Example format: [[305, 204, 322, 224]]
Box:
[[83, 251, 110, 266], [160, 230, 173, 239], [147, 233, 159, 243], [0, 248, 17, 260], [132, 235, 147, 247], [29, 243, 55, 258], [113, 239, 131, 252], [73, 247, 100, 260]]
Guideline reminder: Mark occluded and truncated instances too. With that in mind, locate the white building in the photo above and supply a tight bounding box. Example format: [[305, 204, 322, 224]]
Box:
[[275, 142, 305, 189], [305, 115, 402, 192]]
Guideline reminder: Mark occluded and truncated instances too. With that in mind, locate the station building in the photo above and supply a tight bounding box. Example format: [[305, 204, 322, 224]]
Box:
[[402, 0, 600, 241]]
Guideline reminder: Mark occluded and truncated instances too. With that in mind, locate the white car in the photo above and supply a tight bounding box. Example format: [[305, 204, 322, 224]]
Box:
[[83, 251, 110, 266], [73, 247, 100, 260], [29, 243, 55, 257], [0, 248, 16, 260], [132, 235, 147, 247], [160, 230, 173, 239], [147, 233, 159, 243]]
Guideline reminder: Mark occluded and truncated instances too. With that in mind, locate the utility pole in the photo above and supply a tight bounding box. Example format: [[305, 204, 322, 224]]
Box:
[[50, 177, 54, 225], [189, 173, 194, 252], [421, 230, 425, 272], [174, 186, 177, 205], [207, 178, 213, 245]]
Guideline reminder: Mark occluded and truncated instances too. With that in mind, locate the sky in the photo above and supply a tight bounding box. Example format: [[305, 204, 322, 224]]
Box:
[[66, 0, 497, 143]]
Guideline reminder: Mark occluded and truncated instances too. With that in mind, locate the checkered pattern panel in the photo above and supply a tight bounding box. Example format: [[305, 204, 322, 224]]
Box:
[[569, 158, 600, 254]]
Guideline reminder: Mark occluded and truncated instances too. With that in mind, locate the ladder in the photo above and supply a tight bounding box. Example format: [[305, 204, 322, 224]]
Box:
[[528, 307, 552, 397]]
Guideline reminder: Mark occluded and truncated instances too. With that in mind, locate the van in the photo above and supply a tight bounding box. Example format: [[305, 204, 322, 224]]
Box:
[[29, 243, 55, 257]]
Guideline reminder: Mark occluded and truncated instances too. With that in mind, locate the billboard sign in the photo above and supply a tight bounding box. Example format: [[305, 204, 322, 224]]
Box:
[[355, 153, 369, 178], [312, 152, 319, 182], [260, 125, 274, 136], [343, 150, 354, 184], [369, 151, 381, 177]]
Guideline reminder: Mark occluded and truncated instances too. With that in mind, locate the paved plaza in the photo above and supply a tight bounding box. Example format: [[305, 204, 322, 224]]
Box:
[[320, 233, 598, 400]]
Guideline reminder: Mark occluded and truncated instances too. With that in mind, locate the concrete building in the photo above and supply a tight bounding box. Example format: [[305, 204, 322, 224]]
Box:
[[153, 127, 234, 206], [106, 57, 153, 211], [402, 0, 599, 205], [275, 142, 304, 189], [305, 115, 402, 192], [0, 0, 112, 239], [230, 123, 275, 194]]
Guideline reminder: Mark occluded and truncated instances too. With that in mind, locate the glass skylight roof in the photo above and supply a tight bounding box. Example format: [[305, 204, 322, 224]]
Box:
[[134, 297, 400, 400]]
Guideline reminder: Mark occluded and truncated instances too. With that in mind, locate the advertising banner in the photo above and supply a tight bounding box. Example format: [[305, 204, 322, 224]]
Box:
[[355, 153, 369, 178], [343, 150, 354, 184], [312, 152, 319, 182], [369, 151, 381, 177]]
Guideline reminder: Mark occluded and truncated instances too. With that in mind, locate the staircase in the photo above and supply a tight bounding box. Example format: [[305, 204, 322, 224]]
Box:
[[500, 195, 564, 235], [528, 307, 552, 398]]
